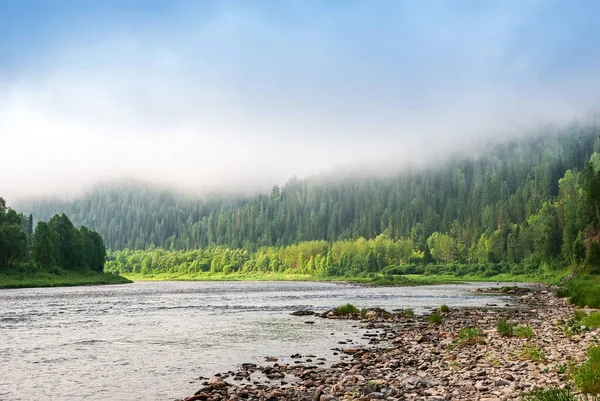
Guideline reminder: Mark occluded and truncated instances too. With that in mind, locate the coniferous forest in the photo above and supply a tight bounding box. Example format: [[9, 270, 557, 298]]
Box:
[[0, 200, 129, 287], [13, 123, 600, 283]]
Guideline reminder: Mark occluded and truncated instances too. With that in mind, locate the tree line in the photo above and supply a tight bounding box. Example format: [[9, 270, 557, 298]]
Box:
[[0, 199, 106, 273], [18, 123, 600, 276], [103, 142, 600, 278]]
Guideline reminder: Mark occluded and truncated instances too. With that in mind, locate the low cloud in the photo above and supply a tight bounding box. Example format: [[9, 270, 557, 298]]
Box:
[[2, 1, 600, 201]]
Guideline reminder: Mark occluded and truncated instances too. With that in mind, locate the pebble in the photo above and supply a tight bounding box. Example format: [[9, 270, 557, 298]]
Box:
[[181, 287, 593, 401]]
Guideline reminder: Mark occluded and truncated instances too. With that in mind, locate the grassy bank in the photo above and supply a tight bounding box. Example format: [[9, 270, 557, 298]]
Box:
[[0, 269, 132, 289], [558, 275, 600, 308], [122, 271, 453, 285], [121, 271, 549, 286]]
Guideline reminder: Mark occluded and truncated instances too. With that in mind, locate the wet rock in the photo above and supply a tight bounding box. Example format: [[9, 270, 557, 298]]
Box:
[[185, 393, 209, 401], [291, 310, 315, 316], [181, 287, 588, 401]]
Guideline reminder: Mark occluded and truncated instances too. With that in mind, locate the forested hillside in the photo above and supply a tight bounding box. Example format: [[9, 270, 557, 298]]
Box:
[[19, 126, 598, 245]]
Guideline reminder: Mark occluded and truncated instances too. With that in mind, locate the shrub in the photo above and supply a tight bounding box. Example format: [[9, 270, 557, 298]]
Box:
[[335, 303, 359, 315], [519, 344, 546, 363], [497, 319, 515, 337], [360, 308, 367, 320], [515, 325, 535, 339], [405, 308, 415, 318], [440, 304, 450, 313], [457, 326, 484, 346], [572, 346, 600, 394], [429, 311, 443, 324]]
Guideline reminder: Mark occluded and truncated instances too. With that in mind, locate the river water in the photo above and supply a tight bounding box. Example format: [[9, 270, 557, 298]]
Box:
[[0, 281, 517, 401]]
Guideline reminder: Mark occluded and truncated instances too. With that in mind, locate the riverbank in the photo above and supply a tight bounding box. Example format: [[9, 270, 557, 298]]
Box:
[[122, 271, 565, 287], [0, 270, 132, 289], [178, 286, 598, 401]]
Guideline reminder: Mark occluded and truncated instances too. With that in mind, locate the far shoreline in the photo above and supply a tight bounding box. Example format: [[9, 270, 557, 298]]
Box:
[[0, 271, 132, 290], [119, 271, 554, 287]]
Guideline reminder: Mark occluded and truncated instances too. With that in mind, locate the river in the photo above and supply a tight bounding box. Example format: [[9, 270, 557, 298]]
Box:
[[0, 281, 517, 401]]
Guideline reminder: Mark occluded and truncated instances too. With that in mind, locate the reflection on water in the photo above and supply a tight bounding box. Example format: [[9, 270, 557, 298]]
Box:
[[0, 281, 515, 401]]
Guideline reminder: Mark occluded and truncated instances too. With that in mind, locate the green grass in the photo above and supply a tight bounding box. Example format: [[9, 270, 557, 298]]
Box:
[[121, 270, 549, 286], [0, 269, 131, 289], [335, 303, 359, 315], [523, 388, 599, 401], [440, 304, 450, 313], [122, 271, 317, 282], [515, 325, 535, 339], [497, 319, 515, 337], [457, 326, 484, 346], [519, 344, 546, 363], [576, 310, 589, 321], [583, 312, 600, 329], [572, 346, 600, 394], [429, 311, 443, 324], [406, 270, 570, 285], [561, 276, 600, 308], [562, 310, 589, 338], [405, 308, 415, 318]]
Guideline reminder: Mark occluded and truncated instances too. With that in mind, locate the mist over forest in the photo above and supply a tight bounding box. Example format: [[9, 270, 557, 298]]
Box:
[[2, 1, 600, 201]]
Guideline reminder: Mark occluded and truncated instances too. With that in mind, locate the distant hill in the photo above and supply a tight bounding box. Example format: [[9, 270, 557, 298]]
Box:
[[17, 124, 600, 256]]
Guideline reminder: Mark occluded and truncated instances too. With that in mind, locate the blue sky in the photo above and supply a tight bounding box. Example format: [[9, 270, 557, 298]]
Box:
[[1, 1, 600, 199]]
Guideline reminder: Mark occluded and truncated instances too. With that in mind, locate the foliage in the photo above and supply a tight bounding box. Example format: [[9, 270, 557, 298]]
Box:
[[405, 308, 415, 318], [583, 313, 600, 329], [576, 310, 589, 321], [523, 388, 598, 401], [519, 344, 546, 363], [515, 325, 535, 339], [497, 319, 515, 337], [0, 198, 28, 267], [457, 326, 484, 346], [440, 304, 450, 313], [0, 197, 112, 286], [0, 267, 131, 289], [335, 303, 359, 316], [572, 346, 600, 394], [564, 276, 600, 308], [429, 311, 443, 324]]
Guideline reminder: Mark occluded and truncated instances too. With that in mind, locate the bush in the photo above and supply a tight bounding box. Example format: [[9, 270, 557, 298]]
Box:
[[335, 303, 359, 315], [429, 311, 443, 324], [457, 326, 484, 346], [572, 346, 600, 394], [497, 319, 515, 337], [515, 325, 535, 339], [405, 308, 415, 318], [440, 304, 450, 313]]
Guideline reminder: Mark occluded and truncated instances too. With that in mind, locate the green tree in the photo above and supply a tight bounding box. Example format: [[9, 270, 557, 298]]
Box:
[[31, 222, 57, 270]]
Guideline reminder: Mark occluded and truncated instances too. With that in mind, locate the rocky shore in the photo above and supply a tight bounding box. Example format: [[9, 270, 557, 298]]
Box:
[[178, 286, 597, 401]]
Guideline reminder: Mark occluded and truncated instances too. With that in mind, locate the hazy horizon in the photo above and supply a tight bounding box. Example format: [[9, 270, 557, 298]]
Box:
[[2, 1, 600, 201]]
